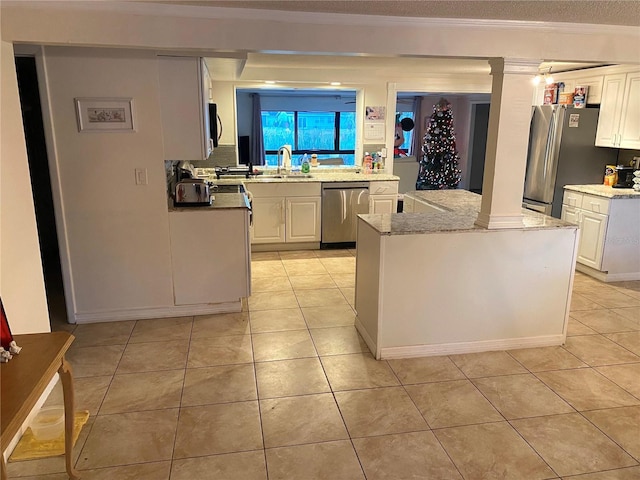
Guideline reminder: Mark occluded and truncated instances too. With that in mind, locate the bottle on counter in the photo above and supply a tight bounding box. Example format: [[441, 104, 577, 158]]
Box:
[[310, 153, 318, 167], [363, 152, 373, 174], [373, 152, 384, 171], [301, 154, 310, 173]]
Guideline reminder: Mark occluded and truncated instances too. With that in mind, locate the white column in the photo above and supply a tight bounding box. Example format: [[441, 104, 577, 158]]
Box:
[[475, 58, 540, 229]]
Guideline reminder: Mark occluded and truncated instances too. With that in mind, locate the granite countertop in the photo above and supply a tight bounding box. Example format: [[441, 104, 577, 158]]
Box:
[[564, 184, 640, 199], [169, 192, 250, 212], [208, 171, 399, 185], [360, 190, 576, 235]]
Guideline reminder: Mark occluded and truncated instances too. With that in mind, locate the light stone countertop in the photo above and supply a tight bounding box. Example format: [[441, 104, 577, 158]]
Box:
[[360, 190, 576, 235], [564, 184, 640, 199], [205, 170, 399, 185], [168, 192, 250, 212]]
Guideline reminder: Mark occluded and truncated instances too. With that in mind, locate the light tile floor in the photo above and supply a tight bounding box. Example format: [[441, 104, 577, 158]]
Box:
[[8, 250, 640, 479]]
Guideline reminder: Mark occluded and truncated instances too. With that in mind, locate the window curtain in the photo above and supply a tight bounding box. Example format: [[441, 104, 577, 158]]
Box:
[[250, 93, 265, 165], [410, 96, 422, 157]]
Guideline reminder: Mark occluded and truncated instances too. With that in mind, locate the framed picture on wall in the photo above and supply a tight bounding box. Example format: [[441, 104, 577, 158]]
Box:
[[75, 97, 135, 132]]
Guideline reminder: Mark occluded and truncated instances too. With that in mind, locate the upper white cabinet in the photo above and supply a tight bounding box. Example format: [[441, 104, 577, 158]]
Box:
[[158, 56, 212, 161], [596, 71, 640, 149]]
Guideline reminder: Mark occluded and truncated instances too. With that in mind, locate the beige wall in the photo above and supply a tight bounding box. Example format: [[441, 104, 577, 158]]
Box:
[[42, 47, 174, 318], [0, 40, 50, 334]]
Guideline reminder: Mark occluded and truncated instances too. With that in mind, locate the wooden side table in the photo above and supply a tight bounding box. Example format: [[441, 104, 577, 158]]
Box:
[[1, 332, 80, 480]]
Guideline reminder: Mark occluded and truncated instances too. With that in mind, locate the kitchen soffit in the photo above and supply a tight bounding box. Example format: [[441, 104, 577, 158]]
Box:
[[205, 54, 604, 83]]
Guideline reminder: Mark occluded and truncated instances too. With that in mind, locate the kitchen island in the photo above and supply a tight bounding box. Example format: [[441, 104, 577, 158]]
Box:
[[355, 190, 580, 359]]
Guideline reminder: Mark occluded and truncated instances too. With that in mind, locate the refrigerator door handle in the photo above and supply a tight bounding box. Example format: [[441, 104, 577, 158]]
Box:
[[543, 108, 557, 183]]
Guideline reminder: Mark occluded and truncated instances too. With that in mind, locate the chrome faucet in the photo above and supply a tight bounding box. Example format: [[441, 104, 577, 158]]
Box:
[[276, 146, 287, 174]]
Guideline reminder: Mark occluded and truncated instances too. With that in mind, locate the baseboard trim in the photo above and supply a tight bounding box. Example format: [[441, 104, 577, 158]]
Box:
[[379, 334, 566, 359], [576, 263, 640, 282], [355, 317, 379, 359], [74, 301, 243, 323], [251, 242, 319, 252]]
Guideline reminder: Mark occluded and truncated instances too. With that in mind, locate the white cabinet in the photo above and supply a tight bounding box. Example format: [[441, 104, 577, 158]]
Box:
[[369, 195, 397, 214], [402, 193, 446, 214], [577, 210, 608, 269], [169, 209, 250, 305], [247, 183, 321, 245], [562, 190, 640, 280], [158, 56, 212, 161], [251, 197, 286, 243], [548, 74, 604, 106], [561, 194, 608, 270], [369, 181, 398, 214], [286, 197, 322, 242], [596, 71, 640, 149]]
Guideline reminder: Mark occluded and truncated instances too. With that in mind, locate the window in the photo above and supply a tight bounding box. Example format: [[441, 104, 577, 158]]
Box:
[[262, 111, 356, 166]]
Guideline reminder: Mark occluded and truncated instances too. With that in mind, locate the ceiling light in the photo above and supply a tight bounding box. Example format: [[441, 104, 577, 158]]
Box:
[[533, 67, 554, 86], [264, 80, 276, 84], [330, 82, 341, 86]]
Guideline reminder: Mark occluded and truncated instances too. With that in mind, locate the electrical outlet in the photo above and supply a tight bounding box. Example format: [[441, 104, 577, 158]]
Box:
[[135, 168, 148, 185]]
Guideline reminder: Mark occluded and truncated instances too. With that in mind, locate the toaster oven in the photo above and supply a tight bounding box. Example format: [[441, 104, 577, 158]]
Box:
[[174, 180, 211, 206]]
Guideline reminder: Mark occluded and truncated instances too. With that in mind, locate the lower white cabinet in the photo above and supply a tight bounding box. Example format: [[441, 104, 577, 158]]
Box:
[[251, 197, 286, 243], [369, 181, 398, 214], [561, 189, 640, 280], [286, 197, 322, 242], [369, 195, 397, 214], [169, 209, 250, 305], [402, 193, 445, 214], [561, 202, 608, 270], [247, 183, 321, 245], [579, 210, 608, 269]]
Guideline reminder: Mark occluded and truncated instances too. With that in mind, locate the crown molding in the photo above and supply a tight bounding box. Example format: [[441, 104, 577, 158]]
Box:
[[490, 58, 541, 75], [3, 1, 638, 37]]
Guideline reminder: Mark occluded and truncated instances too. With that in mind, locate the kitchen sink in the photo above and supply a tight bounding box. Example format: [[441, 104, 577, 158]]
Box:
[[259, 174, 314, 179]]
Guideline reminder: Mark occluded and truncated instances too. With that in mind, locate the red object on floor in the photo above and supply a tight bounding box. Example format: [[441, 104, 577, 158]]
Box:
[[0, 298, 14, 349]]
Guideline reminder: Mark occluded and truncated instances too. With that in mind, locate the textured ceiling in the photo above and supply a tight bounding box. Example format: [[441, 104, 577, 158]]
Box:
[[158, 1, 640, 26]]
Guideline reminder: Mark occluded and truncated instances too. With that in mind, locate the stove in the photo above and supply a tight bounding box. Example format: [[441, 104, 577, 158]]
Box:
[[211, 184, 246, 194]]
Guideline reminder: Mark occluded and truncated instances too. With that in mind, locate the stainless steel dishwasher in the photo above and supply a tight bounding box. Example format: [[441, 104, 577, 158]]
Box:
[[321, 182, 369, 247]]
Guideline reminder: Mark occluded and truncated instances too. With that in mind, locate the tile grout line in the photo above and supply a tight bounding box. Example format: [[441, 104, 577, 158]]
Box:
[[167, 315, 195, 477]]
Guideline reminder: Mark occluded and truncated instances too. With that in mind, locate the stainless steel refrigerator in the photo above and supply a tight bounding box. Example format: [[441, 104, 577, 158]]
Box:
[[523, 105, 618, 218]]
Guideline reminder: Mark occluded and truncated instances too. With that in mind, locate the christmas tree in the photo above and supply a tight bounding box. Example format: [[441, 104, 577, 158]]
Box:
[[416, 98, 462, 190]]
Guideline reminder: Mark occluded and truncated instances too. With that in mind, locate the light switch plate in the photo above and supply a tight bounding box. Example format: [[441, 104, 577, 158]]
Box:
[[135, 168, 148, 185]]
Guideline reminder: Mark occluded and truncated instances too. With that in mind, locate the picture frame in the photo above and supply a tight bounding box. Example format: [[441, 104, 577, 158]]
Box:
[[75, 97, 135, 132]]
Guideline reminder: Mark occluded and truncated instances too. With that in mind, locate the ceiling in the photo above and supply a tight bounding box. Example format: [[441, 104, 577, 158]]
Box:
[[165, 1, 627, 84], [159, 1, 640, 26]]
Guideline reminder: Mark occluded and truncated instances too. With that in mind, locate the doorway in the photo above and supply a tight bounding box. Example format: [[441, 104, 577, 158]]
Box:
[[468, 103, 490, 194], [15, 56, 68, 327]]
